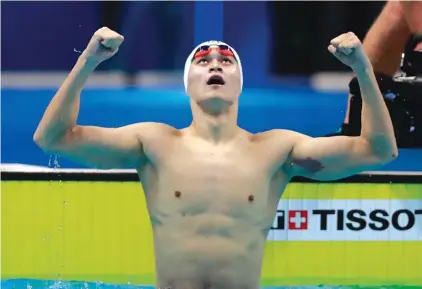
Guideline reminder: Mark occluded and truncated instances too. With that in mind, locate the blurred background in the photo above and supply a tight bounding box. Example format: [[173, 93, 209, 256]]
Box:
[[2, 1, 421, 170]]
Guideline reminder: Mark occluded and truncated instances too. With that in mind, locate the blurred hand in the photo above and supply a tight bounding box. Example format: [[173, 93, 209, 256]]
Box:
[[328, 32, 370, 71], [81, 27, 124, 65]]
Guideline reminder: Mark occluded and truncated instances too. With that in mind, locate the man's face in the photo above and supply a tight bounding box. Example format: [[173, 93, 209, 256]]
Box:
[[187, 48, 242, 104]]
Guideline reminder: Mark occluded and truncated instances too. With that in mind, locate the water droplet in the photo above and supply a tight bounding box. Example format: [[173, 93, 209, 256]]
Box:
[[43, 236, 47, 241], [63, 201, 67, 205], [53, 155, 60, 169], [58, 226, 62, 231], [60, 264, 64, 268]]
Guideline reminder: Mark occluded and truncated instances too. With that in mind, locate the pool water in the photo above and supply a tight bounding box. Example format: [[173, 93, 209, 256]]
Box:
[[1, 280, 420, 289], [1, 279, 141, 289]]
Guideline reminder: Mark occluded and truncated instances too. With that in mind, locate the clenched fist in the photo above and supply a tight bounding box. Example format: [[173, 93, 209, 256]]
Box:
[[328, 32, 370, 71], [81, 27, 124, 65]]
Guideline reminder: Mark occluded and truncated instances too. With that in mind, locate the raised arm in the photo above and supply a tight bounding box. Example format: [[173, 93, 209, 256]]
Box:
[[285, 32, 398, 180], [34, 27, 156, 169]]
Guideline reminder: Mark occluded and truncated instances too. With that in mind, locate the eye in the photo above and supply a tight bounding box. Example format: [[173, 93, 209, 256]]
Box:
[[222, 58, 233, 64], [197, 58, 208, 64]]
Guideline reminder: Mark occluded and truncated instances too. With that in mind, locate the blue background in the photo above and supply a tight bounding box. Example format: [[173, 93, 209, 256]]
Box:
[[2, 1, 421, 171]]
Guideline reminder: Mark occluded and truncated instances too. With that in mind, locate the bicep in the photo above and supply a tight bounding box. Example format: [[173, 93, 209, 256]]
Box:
[[287, 135, 384, 181], [49, 124, 144, 169]]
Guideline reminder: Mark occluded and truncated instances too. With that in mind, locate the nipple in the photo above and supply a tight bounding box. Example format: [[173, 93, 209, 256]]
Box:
[[175, 191, 182, 198], [248, 195, 254, 202]]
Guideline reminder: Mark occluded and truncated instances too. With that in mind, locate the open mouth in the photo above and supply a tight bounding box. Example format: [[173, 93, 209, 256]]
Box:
[[207, 75, 225, 86]]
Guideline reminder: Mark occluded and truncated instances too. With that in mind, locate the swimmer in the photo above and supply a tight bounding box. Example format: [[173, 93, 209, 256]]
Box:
[[34, 27, 398, 289]]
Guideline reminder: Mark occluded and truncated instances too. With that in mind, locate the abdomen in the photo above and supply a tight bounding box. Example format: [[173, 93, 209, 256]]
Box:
[[152, 214, 267, 287]]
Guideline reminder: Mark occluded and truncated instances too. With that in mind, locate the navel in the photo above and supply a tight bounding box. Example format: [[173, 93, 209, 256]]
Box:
[[175, 191, 182, 198], [248, 194, 254, 202]]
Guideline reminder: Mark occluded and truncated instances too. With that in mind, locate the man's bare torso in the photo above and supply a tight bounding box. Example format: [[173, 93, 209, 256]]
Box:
[[135, 124, 295, 289], [31, 26, 395, 289]]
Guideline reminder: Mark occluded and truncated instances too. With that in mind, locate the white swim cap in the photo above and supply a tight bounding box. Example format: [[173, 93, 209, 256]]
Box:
[[183, 40, 243, 93]]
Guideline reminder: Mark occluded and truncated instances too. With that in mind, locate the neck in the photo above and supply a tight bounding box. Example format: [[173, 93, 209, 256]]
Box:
[[189, 98, 239, 143]]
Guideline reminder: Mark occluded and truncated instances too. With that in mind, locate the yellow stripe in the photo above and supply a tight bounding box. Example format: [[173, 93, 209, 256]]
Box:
[[283, 183, 422, 199], [262, 241, 422, 286], [1, 181, 155, 282], [1, 180, 421, 286]]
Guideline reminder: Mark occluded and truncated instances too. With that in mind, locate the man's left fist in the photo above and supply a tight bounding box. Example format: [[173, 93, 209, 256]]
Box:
[[328, 32, 370, 71]]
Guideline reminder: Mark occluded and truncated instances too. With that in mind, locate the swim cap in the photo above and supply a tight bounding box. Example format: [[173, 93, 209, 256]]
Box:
[[183, 40, 243, 93]]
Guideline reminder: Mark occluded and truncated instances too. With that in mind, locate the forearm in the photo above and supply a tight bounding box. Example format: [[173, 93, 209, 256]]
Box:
[[355, 65, 398, 157], [34, 56, 98, 147]]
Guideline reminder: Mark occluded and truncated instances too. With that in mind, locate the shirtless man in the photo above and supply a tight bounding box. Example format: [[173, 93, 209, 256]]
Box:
[[34, 27, 398, 289]]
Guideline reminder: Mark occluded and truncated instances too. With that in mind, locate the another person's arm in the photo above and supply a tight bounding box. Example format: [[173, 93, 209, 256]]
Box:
[[285, 32, 398, 180], [34, 27, 154, 169], [400, 1, 422, 50], [400, 1, 422, 46]]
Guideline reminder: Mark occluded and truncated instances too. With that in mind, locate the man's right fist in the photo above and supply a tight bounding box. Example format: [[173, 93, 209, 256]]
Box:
[[81, 27, 124, 64]]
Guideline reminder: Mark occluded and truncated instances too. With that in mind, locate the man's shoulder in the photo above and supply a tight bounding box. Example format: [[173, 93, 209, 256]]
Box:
[[246, 129, 311, 173], [130, 122, 181, 137], [250, 129, 308, 143]]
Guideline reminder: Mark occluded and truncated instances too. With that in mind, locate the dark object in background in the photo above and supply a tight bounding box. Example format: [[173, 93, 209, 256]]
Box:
[[268, 1, 385, 75], [345, 33, 422, 148], [100, 1, 123, 31]]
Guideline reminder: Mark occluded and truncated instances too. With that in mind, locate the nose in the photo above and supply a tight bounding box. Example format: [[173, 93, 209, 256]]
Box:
[[209, 65, 223, 74], [209, 59, 223, 73]]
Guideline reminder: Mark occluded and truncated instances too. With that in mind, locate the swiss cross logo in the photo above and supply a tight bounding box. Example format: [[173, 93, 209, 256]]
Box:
[[288, 210, 308, 230]]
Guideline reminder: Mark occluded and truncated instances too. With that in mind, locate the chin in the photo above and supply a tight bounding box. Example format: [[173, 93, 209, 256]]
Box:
[[206, 88, 238, 100], [197, 95, 235, 108], [206, 94, 236, 103], [188, 86, 239, 103]]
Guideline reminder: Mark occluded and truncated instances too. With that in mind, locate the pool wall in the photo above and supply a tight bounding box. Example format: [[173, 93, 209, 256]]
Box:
[[2, 171, 421, 287]]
